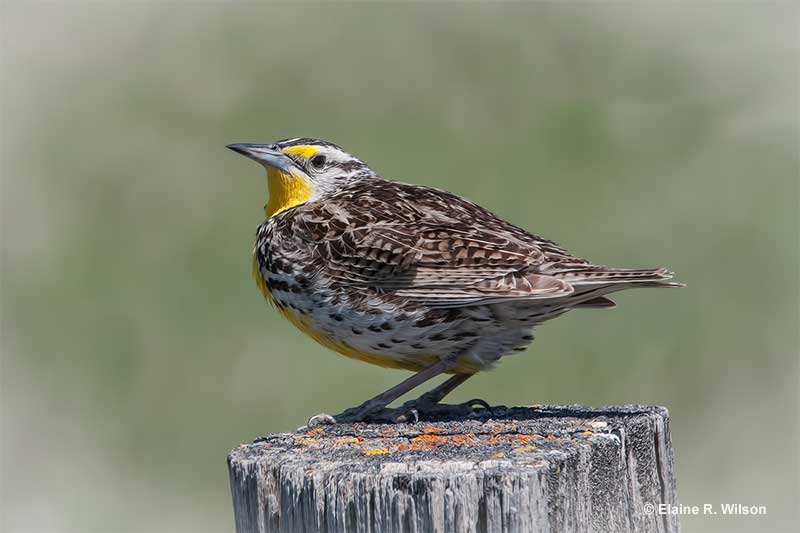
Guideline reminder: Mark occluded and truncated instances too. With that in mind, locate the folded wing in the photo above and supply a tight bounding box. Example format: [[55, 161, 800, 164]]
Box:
[[288, 181, 577, 307]]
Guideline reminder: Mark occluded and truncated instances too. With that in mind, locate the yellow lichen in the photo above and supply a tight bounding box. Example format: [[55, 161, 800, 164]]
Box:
[[363, 447, 392, 456], [512, 446, 538, 453]]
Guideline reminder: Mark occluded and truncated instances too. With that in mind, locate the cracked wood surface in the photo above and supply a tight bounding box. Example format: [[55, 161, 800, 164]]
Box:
[[228, 405, 678, 533]]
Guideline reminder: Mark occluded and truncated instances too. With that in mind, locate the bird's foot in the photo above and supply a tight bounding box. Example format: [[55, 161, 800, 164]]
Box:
[[334, 398, 495, 424], [305, 413, 338, 428], [302, 401, 391, 428], [392, 397, 494, 423], [302, 398, 497, 428]]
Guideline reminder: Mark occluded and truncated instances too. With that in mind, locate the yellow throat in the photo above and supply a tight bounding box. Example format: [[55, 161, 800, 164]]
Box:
[[265, 167, 313, 217]]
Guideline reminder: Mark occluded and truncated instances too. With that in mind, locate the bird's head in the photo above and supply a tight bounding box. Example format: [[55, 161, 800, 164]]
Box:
[[227, 138, 374, 217]]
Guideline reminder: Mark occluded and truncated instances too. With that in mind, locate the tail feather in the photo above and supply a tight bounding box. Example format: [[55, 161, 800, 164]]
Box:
[[557, 266, 683, 311], [553, 265, 683, 287]]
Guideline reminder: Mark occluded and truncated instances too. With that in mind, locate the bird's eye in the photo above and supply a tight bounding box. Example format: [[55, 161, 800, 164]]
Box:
[[310, 154, 327, 169]]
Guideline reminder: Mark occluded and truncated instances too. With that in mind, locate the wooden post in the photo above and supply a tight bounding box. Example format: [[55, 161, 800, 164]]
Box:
[[227, 405, 678, 533]]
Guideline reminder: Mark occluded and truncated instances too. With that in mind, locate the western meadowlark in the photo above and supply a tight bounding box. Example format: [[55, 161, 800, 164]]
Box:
[[228, 138, 681, 424]]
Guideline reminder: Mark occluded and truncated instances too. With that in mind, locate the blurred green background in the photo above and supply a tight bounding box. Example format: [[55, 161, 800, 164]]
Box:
[[2, 1, 797, 532]]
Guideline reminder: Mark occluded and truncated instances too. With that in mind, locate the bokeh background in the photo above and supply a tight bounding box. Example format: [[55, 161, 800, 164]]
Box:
[[2, 2, 798, 532]]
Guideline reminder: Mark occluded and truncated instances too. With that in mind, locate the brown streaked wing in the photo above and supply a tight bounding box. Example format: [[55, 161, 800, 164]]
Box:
[[288, 179, 577, 307]]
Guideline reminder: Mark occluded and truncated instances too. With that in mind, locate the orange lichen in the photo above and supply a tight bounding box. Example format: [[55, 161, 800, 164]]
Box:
[[379, 432, 545, 449], [582, 431, 593, 437], [294, 438, 317, 446], [411, 434, 450, 446], [451, 433, 478, 446], [305, 428, 324, 436], [328, 430, 554, 456]]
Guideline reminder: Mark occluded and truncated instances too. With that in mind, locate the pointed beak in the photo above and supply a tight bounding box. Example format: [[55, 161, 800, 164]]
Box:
[[226, 143, 294, 171]]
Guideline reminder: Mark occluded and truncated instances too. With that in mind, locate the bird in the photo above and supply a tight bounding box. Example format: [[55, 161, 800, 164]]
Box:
[[227, 137, 681, 424]]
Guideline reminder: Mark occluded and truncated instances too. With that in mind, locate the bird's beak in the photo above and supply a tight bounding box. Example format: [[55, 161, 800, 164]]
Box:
[[226, 143, 294, 172]]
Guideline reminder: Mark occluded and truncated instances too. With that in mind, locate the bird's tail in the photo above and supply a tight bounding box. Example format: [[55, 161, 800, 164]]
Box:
[[553, 265, 681, 286], [548, 265, 683, 309]]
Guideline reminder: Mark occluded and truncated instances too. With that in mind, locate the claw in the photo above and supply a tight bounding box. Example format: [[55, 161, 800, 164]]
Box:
[[466, 398, 492, 410], [306, 413, 337, 428], [394, 408, 419, 424]]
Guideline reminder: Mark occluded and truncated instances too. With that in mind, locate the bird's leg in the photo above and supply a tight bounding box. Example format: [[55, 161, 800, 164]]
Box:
[[392, 373, 492, 422], [410, 373, 473, 405], [307, 353, 463, 426]]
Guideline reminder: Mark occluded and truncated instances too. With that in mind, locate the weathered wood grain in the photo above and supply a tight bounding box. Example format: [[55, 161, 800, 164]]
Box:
[[228, 405, 678, 533]]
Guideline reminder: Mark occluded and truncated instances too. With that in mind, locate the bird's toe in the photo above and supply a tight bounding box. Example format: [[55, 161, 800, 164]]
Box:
[[305, 413, 337, 428]]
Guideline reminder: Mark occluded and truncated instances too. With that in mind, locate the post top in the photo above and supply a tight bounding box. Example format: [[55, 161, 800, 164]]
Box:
[[228, 404, 670, 472]]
